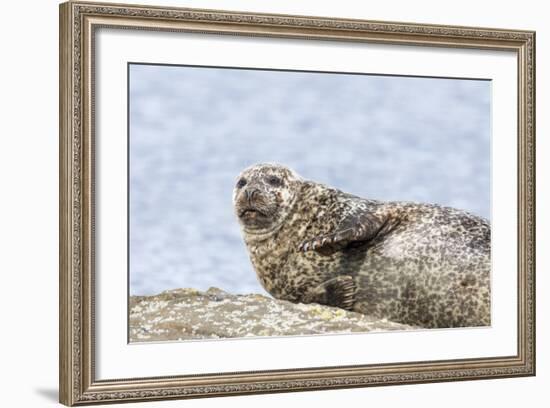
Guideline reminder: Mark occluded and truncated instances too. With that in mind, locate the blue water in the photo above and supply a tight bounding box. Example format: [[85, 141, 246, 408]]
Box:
[[129, 64, 491, 296]]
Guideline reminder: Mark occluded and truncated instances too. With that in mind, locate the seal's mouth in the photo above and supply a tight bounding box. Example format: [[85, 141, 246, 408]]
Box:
[[239, 207, 267, 219]]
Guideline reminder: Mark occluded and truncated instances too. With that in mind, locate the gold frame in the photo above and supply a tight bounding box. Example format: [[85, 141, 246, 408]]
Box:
[[59, 1, 536, 405]]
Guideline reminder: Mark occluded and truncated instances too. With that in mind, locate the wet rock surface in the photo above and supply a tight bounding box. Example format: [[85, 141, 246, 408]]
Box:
[[129, 287, 415, 342]]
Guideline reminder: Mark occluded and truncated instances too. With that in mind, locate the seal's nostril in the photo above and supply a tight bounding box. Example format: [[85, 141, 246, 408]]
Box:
[[246, 188, 259, 201]]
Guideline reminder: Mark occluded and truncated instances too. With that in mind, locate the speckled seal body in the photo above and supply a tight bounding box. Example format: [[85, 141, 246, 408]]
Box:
[[233, 163, 491, 328]]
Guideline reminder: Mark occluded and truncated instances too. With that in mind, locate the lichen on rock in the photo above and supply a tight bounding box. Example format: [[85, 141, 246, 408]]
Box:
[[129, 287, 414, 342]]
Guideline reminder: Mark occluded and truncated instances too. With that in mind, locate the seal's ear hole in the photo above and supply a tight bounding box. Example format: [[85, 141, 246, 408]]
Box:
[[267, 175, 282, 187]]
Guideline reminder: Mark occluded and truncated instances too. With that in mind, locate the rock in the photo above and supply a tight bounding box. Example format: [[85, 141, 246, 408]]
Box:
[[129, 287, 415, 342]]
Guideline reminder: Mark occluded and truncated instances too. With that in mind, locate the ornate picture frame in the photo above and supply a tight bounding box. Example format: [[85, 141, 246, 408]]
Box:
[[59, 1, 535, 405]]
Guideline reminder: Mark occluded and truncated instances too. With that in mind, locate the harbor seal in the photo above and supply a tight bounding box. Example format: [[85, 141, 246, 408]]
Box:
[[233, 163, 491, 328]]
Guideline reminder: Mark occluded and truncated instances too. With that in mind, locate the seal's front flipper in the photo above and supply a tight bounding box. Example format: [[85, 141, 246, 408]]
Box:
[[302, 275, 356, 310], [298, 228, 360, 253], [299, 209, 399, 254]]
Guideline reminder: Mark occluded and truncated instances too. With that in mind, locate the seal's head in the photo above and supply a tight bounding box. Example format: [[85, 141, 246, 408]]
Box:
[[233, 163, 302, 234]]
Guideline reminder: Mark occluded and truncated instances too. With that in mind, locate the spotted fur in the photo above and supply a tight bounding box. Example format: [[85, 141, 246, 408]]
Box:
[[233, 163, 491, 328]]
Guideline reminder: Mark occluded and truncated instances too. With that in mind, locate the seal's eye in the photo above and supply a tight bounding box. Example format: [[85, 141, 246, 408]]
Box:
[[267, 175, 282, 187], [236, 178, 247, 188]]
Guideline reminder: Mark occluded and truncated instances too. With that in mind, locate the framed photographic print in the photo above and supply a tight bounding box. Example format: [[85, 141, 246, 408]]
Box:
[[59, 1, 536, 405]]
